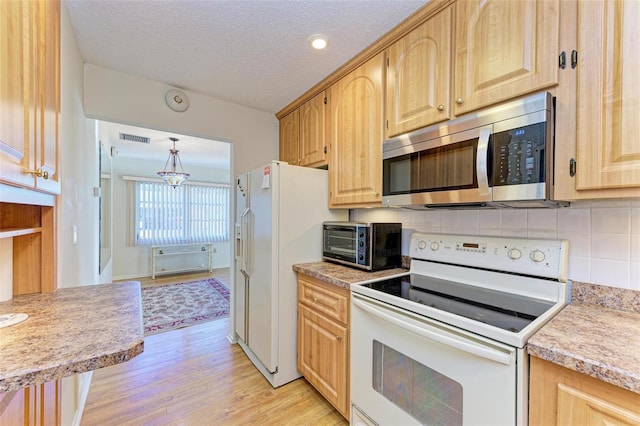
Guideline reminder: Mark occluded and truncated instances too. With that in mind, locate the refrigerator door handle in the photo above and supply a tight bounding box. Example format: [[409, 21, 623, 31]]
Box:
[[240, 208, 254, 277]]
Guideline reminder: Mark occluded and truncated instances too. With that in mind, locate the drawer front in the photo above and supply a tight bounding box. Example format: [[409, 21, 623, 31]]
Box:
[[298, 275, 349, 324]]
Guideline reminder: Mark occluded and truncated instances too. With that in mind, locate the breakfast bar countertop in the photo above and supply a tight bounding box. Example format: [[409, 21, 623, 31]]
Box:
[[0, 281, 144, 393], [292, 261, 409, 289]]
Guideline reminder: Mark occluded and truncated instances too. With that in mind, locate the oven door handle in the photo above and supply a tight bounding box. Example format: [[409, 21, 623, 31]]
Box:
[[352, 297, 513, 365]]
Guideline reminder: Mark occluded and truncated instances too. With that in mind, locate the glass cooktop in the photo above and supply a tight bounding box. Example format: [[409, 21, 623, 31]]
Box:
[[362, 274, 555, 333]]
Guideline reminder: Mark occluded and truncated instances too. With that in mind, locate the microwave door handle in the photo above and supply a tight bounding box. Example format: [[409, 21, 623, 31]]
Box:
[[476, 128, 491, 197]]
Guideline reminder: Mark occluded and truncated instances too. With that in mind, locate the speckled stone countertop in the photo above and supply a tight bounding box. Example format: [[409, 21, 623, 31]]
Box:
[[292, 261, 409, 289], [0, 282, 144, 392], [528, 281, 640, 395]]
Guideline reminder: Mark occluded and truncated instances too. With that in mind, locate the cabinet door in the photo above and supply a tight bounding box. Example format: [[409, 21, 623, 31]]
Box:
[[574, 0, 640, 191], [329, 52, 384, 208], [0, 0, 36, 189], [454, 0, 559, 115], [557, 383, 640, 426], [279, 109, 299, 165], [297, 303, 348, 417], [299, 91, 327, 167], [386, 5, 452, 138], [31, 0, 60, 194], [0, 390, 26, 425]]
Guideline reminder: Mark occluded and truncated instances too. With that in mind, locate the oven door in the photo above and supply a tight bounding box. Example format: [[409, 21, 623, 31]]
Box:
[[351, 293, 518, 426], [323, 224, 365, 267], [382, 125, 492, 208]]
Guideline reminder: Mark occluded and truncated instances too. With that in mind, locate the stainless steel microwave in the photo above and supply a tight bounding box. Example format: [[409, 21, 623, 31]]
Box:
[[323, 222, 402, 271], [382, 92, 569, 209]]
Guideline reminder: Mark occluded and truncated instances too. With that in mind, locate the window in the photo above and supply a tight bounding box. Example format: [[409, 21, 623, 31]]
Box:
[[134, 180, 229, 246]]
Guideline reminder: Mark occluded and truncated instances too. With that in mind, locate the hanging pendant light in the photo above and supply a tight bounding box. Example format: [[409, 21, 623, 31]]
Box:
[[157, 137, 190, 187]]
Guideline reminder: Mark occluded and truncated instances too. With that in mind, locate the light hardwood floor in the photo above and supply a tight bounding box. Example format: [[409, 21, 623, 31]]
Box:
[[82, 270, 347, 425]]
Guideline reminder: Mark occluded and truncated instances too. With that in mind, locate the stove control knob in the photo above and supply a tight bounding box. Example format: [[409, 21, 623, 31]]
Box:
[[530, 249, 546, 263], [417, 240, 427, 250], [508, 248, 522, 260], [430, 241, 440, 251]]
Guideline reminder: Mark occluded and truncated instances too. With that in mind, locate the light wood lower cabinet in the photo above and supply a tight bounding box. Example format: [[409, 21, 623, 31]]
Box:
[[529, 356, 640, 426], [297, 274, 350, 420], [0, 380, 61, 426]]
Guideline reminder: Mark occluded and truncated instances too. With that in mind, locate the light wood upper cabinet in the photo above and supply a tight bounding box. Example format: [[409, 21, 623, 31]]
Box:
[[279, 109, 299, 165], [453, 0, 560, 115], [386, 5, 453, 138], [278, 91, 327, 167], [32, 0, 60, 194], [554, 0, 640, 200], [329, 53, 385, 208], [0, 0, 60, 194], [299, 91, 327, 167], [529, 356, 640, 426], [0, 0, 34, 189], [574, 0, 640, 191]]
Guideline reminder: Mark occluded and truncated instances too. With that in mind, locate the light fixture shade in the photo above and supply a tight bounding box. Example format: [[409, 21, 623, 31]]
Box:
[[158, 171, 190, 187], [309, 34, 328, 50], [158, 137, 190, 187]]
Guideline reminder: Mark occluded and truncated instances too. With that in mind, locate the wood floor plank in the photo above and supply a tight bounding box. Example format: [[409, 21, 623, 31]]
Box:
[[82, 271, 347, 425]]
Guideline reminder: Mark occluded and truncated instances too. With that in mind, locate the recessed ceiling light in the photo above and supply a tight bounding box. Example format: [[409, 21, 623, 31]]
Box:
[[309, 34, 328, 50]]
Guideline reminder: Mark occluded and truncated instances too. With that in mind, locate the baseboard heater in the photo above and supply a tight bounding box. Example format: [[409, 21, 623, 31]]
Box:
[[151, 243, 213, 279]]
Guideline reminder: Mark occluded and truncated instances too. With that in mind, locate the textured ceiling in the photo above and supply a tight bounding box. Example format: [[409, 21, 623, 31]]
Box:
[[64, 0, 428, 115], [65, 0, 428, 169]]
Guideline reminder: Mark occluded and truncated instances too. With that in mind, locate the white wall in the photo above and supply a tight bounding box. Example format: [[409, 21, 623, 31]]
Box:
[[58, 3, 100, 425], [83, 64, 279, 177], [353, 200, 640, 290], [110, 156, 231, 280]]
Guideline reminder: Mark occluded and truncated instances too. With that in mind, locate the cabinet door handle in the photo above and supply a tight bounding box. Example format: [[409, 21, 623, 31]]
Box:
[[455, 97, 463, 105], [313, 296, 318, 302], [335, 335, 342, 340], [27, 168, 48, 179], [437, 104, 445, 111]]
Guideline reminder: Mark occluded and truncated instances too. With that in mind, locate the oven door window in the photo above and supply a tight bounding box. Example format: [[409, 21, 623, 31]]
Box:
[[383, 139, 479, 195], [373, 340, 463, 426], [323, 227, 357, 262]]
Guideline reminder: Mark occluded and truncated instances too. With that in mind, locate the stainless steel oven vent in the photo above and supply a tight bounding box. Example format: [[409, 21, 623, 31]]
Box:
[[119, 132, 151, 144]]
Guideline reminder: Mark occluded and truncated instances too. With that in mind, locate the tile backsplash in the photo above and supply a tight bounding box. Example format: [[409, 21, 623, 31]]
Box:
[[352, 199, 640, 290]]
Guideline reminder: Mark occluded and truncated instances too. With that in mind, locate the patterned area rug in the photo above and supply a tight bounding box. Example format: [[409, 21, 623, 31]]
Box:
[[141, 278, 230, 336]]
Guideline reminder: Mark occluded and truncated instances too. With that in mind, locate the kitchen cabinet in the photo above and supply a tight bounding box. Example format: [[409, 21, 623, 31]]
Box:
[[0, 0, 60, 194], [0, 380, 61, 426], [453, 0, 559, 116], [555, 0, 640, 200], [0, 201, 55, 295], [385, 5, 453, 138], [328, 52, 385, 208], [279, 109, 299, 166], [279, 91, 327, 168], [529, 356, 640, 426], [297, 274, 350, 420]]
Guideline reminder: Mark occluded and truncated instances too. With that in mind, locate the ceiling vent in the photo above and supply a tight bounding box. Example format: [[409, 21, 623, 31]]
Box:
[[119, 132, 151, 144]]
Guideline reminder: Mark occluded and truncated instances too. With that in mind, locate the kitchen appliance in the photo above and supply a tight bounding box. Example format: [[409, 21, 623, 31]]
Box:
[[350, 232, 569, 425], [322, 222, 402, 271], [382, 92, 569, 209], [235, 161, 347, 388]]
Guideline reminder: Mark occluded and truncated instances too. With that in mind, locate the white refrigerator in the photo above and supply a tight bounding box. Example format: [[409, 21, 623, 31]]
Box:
[[234, 161, 347, 388]]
